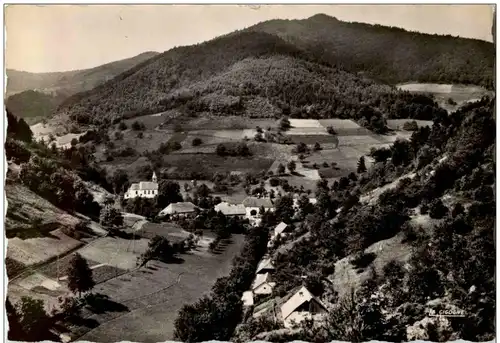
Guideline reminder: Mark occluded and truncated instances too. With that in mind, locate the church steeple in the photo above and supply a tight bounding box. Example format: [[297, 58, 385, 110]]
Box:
[[152, 171, 157, 183]]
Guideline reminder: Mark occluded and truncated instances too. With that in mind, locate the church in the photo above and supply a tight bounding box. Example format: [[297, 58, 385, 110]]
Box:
[[124, 172, 159, 199]]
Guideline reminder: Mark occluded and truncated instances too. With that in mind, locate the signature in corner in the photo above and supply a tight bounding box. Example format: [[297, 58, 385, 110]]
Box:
[[428, 308, 466, 317]]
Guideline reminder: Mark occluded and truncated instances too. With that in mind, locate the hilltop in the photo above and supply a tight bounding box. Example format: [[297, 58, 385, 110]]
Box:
[[5, 52, 159, 124], [52, 15, 493, 129], [56, 30, 449, 130], [249, 13, 494, 87]]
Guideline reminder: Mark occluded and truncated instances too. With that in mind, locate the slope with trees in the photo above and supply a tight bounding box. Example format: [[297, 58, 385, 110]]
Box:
[[55, 29, 451, 130], [249, 13, 494, 88]]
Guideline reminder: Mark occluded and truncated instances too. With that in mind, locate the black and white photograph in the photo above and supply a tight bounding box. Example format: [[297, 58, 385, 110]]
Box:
[[3, 4, 496, 343]]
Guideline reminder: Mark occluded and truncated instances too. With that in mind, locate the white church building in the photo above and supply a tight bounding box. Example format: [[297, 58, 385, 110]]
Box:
[[124, 172, 159, 199]]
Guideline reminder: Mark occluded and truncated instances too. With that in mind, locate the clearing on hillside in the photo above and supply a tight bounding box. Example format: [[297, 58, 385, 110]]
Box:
[[76, 234, 246, 342]]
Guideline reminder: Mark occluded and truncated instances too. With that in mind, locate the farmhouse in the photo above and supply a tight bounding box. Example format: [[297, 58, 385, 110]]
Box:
[[280, 286, 328, 329], [158, 202, 198, 217], [256, 258, 275, 274], [214, 202, 246, 218], [251, 272, 276, 295], [124, 172, 158, 199], [242, 196, 274, 220]]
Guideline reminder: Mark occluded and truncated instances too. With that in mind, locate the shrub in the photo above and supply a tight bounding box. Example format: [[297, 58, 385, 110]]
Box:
[[420, 203, 429, 215], [118, 122, 127, 130], [131, 121, 145, 131], [351, 252, 376, 270], [326, 126, 336, 135], [429, 199, 448, 219], [192, 138, 202, 146], [269, 178, 280, 187], [403, 120, 419, 131]]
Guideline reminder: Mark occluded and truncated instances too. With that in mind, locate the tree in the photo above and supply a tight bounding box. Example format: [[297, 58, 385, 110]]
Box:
[[314, 142, 321, 151], [357, 156, 367, 173], [287, 160, 296, 174], [277, 163, 286, 175], [429, 199, 448, 219], [118, 121, 127, 130], [67, 253, 95, 297], [275, 195, 294, 223], [216, 144, 227, 156], [192, 138, 202, 146], [16, 117, 33, 143], [297, 194, 314, 217], [131, 120, 145, 131], [99, 205, 124, 228], [390, 139, 412, 166], [74, 181, 101, 218], [279, 117, 291, 131], [110, 169, 129, 194], [17, 296, 50, 340], [157, 180, 183, 208], [6, 297, 24, 340]]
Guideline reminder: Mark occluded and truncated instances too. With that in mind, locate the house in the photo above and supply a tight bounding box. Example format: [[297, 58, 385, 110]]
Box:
[[124, 172, 158, 199], [268, 222, 293, 248], [241, 291, 254, 307], [274, 222, 292, 238], [242, 196, 274, 220], [214, 202, 246, 218], [158, 202, 198, 217], [251, 272, 276, 295], [280, 286, 328, 329], [256, 258, 275, 274]]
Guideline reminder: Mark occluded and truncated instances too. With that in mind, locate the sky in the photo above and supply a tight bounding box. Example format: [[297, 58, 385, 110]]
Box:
[[5, 4, 495, 73]]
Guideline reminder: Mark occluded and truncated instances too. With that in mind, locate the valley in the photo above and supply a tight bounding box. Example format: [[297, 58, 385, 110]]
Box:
[[4, 8, 495, 343]]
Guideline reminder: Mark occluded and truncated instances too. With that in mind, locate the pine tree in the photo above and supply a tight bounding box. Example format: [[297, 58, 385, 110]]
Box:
[[67, 253, 95, 297], [357, 156, 367, 173]]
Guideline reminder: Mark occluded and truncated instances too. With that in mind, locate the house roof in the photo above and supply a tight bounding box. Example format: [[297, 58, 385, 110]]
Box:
[[214, 202, 246, 216], [281, 286, 328, 321], [160, 202, 198, 215], [242, 197, 274, 208], [139, 181, 158, 190], [256, 258, 275, 273], [129, 183, 140, 191], [274, 222, 289, 235], [252, 272, 275, 290]]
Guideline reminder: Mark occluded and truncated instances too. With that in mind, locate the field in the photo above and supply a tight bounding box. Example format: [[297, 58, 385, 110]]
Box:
[[162, 153, 275, 176], [396, 83, 493, 112], [76, 233, 246, 342], [99, 116, 417, 196]]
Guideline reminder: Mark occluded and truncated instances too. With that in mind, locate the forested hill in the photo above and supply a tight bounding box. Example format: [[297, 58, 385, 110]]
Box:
[[6, 51, 159, 96], [56, 30, 448, 129], [6, 51, 159, 125], [248, 14, 494, 88]]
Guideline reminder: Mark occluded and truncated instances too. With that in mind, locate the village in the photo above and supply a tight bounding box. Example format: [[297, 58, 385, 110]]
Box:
[[122, 171, 325, 330]]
